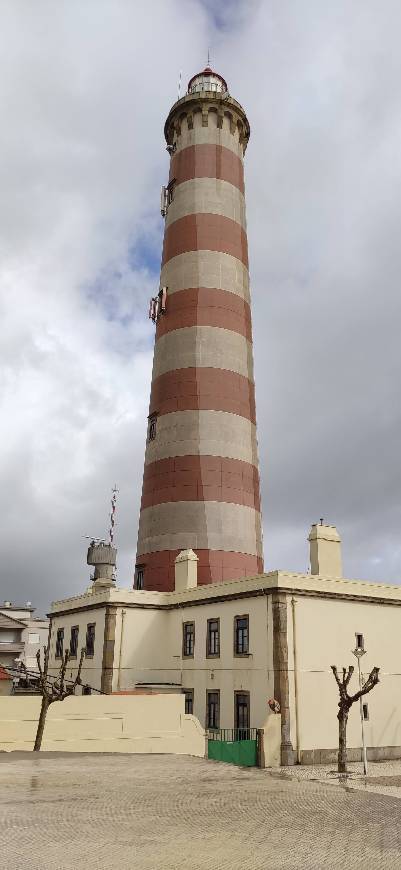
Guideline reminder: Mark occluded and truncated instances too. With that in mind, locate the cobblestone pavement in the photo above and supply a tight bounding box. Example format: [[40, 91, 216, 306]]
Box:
[[1, 753, 401, 869], [280, 760, 401, 800]]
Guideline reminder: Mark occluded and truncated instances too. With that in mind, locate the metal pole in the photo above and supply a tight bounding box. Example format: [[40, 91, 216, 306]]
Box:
[[358, 656, 368, 776]]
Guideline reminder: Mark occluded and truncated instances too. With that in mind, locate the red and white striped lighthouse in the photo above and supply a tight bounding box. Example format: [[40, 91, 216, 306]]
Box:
[[135, 67, 263, 591]]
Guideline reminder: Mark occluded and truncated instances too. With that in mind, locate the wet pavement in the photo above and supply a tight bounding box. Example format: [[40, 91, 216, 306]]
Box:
[[280, 759, 401, 801], [1, 753, 401, 869]]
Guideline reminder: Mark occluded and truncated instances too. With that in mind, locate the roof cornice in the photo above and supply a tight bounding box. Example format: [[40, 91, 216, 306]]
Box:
[[49, 569, 401, 616]]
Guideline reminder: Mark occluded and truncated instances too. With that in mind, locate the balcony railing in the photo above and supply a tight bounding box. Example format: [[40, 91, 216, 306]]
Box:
[[0, 641, 24, 653]]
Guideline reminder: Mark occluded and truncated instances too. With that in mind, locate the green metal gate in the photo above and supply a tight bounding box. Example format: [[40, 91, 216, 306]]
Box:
[[207, 728, 258, 767]]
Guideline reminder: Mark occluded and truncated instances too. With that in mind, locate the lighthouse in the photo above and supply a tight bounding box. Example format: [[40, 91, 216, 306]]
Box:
[[135, 66, 263, 591]]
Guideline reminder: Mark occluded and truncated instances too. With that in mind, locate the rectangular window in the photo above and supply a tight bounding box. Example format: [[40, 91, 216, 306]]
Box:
[[135, 565, 144, 590], [28, 633, 40, 644], [26, 657, 37, 669], [206, 618, 220, 657], [70, 626, 79, 658], [148, 414, 157, 442], [235, 691, 250, 738], [355, 633, 364, 651], [55, 628, 64, 659], [184, 689, 194, 715], [363, 703, 369, 721], [206, 690, 220, 730], [234, 615, 249, 655], [86, 623, 96, 657], [182, 622, 195, 657]]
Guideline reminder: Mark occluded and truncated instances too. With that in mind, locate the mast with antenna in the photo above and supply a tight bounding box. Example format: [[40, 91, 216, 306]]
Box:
[[109, 485, 119, 545]]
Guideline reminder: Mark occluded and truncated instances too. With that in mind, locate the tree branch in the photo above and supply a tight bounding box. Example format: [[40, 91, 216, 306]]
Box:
[[344, 666, 354, 688], [36, 648, 50, 699], [59, 650, 69, 695], [36, 648, 44, 680], [76, 648, 86, 687], [350, 666, 380, 704], [331, 665, 341, 689], [43, 644, 49, 678]]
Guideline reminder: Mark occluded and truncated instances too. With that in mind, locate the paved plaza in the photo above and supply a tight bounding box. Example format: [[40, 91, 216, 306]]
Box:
[[281, 759, 401, 801], [1, 754, 401, 869]]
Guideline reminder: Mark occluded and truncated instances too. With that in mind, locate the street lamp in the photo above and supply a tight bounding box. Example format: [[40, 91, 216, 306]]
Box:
[[352, 643, 368, 776]]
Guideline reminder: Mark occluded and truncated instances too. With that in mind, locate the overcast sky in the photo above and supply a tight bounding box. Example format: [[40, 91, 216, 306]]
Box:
[[1, 0, 401, 614]]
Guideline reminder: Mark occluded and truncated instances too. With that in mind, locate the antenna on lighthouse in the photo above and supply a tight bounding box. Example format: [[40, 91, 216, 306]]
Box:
[[109, 485, 119, 545], [177, 70, 182, 100]]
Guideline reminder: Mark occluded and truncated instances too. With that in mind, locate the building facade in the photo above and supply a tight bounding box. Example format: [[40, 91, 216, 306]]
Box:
[[48, 524, 401, 765], [135, 66, 263, 591], [0, 602, 49, 673]]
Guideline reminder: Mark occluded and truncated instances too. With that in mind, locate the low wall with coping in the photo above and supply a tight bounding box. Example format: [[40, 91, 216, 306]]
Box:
[[0, 694, 206, 756], [259, 713, 281, 768]]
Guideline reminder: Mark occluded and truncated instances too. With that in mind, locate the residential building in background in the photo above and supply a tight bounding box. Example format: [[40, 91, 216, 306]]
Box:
[[0, 602, 49, 674]]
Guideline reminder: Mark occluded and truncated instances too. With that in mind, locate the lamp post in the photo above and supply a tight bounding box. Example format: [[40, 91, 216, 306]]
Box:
[[352, 644, 368, 776]]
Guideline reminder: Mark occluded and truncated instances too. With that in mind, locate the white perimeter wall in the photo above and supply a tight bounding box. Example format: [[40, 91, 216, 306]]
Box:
[[0, 694, 205, 756]]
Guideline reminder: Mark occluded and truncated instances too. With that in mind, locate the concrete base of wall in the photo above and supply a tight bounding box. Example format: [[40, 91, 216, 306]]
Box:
[[300, 746, 401, 765]]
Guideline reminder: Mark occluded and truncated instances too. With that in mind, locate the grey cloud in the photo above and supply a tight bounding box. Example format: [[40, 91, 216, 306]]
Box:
[[1, 0, 401, 614]]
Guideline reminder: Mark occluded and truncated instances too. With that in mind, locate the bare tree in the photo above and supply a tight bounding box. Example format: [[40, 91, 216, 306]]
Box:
[[331, 664, 380, 774], [33, 646, 86, 751]]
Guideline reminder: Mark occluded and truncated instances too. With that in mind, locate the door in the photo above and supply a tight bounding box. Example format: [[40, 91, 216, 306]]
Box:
[[235, 692, 250, 740]]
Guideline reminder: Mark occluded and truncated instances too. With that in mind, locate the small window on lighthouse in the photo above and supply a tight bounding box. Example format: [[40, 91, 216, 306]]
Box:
[[167, 179, 176, 205], [148, 413, 158, 442], [135, 565, 145, 590]]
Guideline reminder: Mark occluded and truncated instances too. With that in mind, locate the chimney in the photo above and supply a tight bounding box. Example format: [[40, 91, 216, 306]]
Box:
[[308, 523, 342, 577], [174, 549, 198, 592]]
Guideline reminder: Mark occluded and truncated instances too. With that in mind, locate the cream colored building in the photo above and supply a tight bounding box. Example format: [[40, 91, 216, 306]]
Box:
[[0, 602, 49, 673], [48, 524, 401, 765]]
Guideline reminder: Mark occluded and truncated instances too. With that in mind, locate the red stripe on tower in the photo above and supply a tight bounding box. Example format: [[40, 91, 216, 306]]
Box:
[[169, 144, 245, 193], [135, 66, 263, 591]]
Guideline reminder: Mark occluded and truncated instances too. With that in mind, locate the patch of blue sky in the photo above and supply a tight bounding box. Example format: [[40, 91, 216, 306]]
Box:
[[128, 228, 162, 279], [85, 215, 162, 321], [198, 0, 252, 33]]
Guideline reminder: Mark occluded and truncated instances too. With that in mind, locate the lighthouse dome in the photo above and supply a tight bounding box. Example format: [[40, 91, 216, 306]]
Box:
[[187, 67, 228, 95]]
